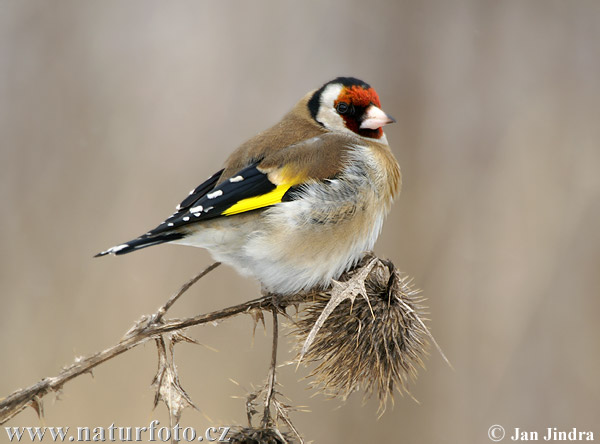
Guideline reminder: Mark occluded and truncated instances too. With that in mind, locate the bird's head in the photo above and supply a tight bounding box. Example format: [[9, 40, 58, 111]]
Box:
[[308, 77, 395, 140]]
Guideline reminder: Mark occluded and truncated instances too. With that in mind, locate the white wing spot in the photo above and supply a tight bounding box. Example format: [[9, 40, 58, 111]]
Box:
[[205, 206, 214, 212], [188, 189, 195, 195], [183, 216, 190, 221], [193, 213, 201, 217], [190, 205, 203, 213], [168, 222, 174, 227], [207, 190, 223, 199], [229, 175, 244, 183], [111, 244, 129, 253], [176, 204, 182, 210]]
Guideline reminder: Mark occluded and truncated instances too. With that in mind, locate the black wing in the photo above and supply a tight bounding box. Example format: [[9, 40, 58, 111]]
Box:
[[95, 163, 279, 256]]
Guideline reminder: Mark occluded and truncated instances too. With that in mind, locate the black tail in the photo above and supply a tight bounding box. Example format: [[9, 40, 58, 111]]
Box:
[[94, 232, 184, 257]]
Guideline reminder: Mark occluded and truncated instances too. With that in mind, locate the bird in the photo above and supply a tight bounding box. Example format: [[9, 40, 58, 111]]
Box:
[[96, 77, 401, 295]]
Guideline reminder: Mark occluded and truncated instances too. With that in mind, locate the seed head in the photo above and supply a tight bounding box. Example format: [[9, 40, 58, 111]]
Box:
[[292, 256, 430, 413]]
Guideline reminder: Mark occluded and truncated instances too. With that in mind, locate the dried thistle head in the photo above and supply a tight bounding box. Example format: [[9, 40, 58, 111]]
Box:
[[292, 255, 430, 413]]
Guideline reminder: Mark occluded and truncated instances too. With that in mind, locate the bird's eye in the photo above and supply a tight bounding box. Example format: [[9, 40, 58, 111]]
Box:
[[336, 102, 349, 114]]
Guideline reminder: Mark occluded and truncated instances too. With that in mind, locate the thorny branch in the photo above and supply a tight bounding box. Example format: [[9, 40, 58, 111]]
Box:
[[262, 306, 279, 428], [1, 252, 442, 443], [0, 262, 305, 425], [154, 261, 221, 322]]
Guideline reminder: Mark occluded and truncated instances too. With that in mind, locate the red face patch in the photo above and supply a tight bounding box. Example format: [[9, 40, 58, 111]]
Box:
[[335, 86, 381, 109], [334, 86, 383, 139]]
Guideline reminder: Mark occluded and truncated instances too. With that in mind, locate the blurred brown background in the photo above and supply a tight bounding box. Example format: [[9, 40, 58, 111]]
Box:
[[1, 1, 599, 443]]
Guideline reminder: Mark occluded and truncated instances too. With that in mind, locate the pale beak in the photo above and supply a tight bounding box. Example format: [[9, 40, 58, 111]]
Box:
[[359, 105, 396, 130]]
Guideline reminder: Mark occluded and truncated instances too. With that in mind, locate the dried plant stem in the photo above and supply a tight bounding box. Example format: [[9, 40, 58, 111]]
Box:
[[0, 324, 159, 424], [0, 265, 306, 425], [154, 262, 221, 322], [261, 306, 279, 428], [1, 253, 440, 437]]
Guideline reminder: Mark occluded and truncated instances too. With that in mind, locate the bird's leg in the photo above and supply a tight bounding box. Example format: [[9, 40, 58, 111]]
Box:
[[261, 302, 279, 428]]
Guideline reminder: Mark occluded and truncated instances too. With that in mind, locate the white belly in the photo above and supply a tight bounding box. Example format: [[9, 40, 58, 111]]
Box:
[[174, 184, 387, 295]]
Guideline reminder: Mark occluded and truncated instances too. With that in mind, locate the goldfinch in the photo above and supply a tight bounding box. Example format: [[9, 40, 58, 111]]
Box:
[[96, 77, 401, 295]]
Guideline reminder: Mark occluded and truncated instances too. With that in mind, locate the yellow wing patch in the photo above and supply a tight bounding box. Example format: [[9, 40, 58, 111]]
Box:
[[222, 184, 292, 216]]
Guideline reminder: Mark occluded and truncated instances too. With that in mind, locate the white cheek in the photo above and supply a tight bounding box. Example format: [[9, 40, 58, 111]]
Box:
[[319, 84, 343, 108], [316, 84, 349, 133]]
